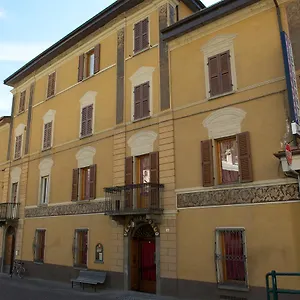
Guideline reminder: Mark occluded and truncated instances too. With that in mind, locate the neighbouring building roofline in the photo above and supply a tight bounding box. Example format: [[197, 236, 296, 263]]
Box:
[[3, 0, 205, 87], [0, 116, 11, 126], [162, 0, 260, 42]]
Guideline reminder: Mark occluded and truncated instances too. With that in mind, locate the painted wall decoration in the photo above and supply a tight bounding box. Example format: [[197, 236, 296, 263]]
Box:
[[95, 243, 104, 263]]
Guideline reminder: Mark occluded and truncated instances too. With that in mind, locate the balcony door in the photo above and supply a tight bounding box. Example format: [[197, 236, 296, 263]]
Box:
[[136, 155, 150, 209]]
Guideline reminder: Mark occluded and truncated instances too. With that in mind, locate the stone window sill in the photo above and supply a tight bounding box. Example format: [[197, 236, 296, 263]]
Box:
[[133, 46, 150, 57], [80, 133, 93, 140], [132, 116, 151, 123], [209, 90, 235, 101]]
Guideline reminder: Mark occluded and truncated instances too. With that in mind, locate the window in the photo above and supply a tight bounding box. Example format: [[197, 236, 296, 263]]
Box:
[[43, 121, 53, 150], [134, 82, 150, 120], [215, 229, 247, 287], [11, 182, 18, 203], [73, 229, 88, 268], [19, 91, 26, 113], [14, 135, 23, 159], [80, 104, 93, 137], [33, 229, 46, 263], [201, 132, 252, 187], [208, 51, 232, 97], [40, 176, 49, 205], [72, 165, 96, 201], [47, 72, 56, 98], [78, 44, 100, 82], [134, 18, 149, 53]]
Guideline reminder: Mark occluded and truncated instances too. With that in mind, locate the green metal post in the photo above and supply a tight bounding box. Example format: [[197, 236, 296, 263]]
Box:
[[271, 270, 278, 300], [266, 273, 271, 300]]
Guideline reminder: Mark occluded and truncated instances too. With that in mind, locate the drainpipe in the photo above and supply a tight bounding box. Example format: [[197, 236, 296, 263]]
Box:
[[273, 0, 298, 146]]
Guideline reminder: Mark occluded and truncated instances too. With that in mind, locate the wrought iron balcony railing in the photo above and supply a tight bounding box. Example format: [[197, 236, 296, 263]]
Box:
[[104, 183, 164, 216], [0, 203, 20, 221]]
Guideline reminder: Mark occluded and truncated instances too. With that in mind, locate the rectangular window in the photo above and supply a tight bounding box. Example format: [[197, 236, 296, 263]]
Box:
[[33, 229, 46, 263], [208, 50, 232, 97], [73, 229, 88, 268], [217, 137, 239, 184], [11, 182, 18, 203], [134, 18, 149, 53], [19, 91, 26, 113], [43, 121, 53, 150], [215, 229, 247, 287], [14, 135, 22, 159], [86, 50, 95, 78], [134, 82, 150, 120], [47, 72, 56, 98], [40, 176, 49, 205], [81, 104, 93, 137]]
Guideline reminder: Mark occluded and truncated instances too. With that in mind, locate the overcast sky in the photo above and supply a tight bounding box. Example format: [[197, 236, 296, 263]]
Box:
[[0, 0, 218, 116]]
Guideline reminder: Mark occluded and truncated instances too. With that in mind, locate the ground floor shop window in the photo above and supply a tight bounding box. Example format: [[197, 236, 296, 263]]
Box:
[[215, 228, 247, 288], [33, 229, 46, 263], [73, 229, 88, 268]]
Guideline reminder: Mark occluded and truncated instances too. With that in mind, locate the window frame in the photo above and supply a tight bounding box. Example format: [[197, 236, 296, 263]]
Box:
[[215, 228, 248, 289], [73, 229, 89, 269], [133, 17, 150, 55], [33, 229, 46, 264], [40, 175, 50, 205], [18, 90, 26, 114], [80, 104, 94, 138], [78, 167, 91, 201], [42, 121, 53, 151], [14, 134, 23, 160], [46, 71, 56, 99], [133, 81, 150, 121], [85, 49, 95, 78]]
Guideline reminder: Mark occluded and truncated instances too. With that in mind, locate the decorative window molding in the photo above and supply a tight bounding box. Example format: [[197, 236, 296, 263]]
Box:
[[128, 130, 158, 157], [15, 123, 26, 136], [42, 110, 56, 150], [38, 158, 54, 205], [79, 91, 97, 137], [76, 146, 96, 169], [201, 34, 238, 99], [130, 67, 155, 122], [203, 107, 246, 139], [39, 158, 54, 177]]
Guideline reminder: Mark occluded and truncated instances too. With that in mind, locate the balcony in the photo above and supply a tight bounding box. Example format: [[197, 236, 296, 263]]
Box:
[[104, 183, 164, 216], [0, 203, 20, 224]]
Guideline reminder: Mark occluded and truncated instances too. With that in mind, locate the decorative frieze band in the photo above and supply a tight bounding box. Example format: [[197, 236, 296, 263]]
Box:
[[25, 201, 106, 218], [177, 183, 300, 208]]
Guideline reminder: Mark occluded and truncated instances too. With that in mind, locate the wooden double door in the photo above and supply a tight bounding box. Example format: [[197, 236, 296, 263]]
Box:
[[131, 237, 156, 294]]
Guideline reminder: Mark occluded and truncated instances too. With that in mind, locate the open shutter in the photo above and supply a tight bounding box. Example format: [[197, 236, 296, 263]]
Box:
[[142, 82, 150, 118], [89, 165, 97, 199], [220, 51, 232, 94], [47, 122, 52, 148], [94, 44, 101, 74], [134, 21, 142, 53], [81, 106, 88, 137], [237, 132, 253, 183], [125, 157, 133, 209], [134, 85, 142, 120], [86, 105, 93, 135], [150, 152, 159, 183], [72, 231, 77, 264], [78, 54, 84, 82], [71, 169, 79, 201], [141, 18, 149, 49], [208, 56, 220, 97], [32, 231, 37, 261], [201, 139, 214, 187]]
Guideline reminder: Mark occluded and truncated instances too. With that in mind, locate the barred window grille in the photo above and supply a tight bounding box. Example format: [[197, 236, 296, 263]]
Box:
[[215, 228, 248, 287]]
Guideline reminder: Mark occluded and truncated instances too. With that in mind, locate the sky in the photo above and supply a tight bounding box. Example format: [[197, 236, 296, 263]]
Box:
[[0, 0, 217, 116]]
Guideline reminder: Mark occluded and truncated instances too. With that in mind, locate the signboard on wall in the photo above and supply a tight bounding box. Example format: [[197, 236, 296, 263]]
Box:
[[280, 31, 300, 135]]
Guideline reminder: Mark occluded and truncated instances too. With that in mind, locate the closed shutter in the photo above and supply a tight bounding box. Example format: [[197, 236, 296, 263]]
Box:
[[43, 123, 48, 149], [81, 106, 88, 137], [237, 132, 253, 183], [201, 140, 214, 187], [134, 85, 142, 120], [78, 54, 84, 82], [142, 82, 150, 118], [89, 165, 97, 199], [141, 18, 149, 49], [134, 21, 142, 53], [15, 135, 22, 159], [220, 51, 232, 94], [94, 44, 101, 74], [19, 91, 26, 113], [86, 105, 93, 135], [208, 56, 220, 97], [47, 72, 56, 98], [71, 169, 79, 201], [47, 122, 52, 148]]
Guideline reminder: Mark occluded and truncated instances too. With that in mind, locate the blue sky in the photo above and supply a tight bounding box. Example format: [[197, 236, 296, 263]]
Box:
[[0, 0, 217, 116]]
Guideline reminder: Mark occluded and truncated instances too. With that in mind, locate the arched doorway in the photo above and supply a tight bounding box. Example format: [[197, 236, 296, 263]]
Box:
[[131, 223, 156, 294], [3, 226, 15, 274]]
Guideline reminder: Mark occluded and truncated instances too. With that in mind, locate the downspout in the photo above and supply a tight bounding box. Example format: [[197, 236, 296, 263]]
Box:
[[273, 0, 298, 146]]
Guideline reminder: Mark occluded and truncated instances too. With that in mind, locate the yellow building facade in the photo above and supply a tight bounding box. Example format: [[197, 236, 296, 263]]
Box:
[[1, 0, 300, 299]]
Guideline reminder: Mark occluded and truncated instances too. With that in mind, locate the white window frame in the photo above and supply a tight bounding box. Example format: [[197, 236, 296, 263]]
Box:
[[42, 110, 56, 151], [129, 67, 155, 122], [79, 91, 97, 138], [14, 123, 26, 160], [133, 17, 150, 55], [83, 48, 95, 79], [215, 227, 248, 288], [46, 71, 57, 99], [201, 35, 238, 99], [38, 158, 53, 205], [40, 176, 50, 205]]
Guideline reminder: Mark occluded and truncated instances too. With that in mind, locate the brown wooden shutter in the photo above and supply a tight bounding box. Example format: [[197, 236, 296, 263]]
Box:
[[15, 135, 22, 159], [134, 85, 142, 120], [125, 157, 133, 185], [220, 51, 232, 94], [141, 18, 149, 49], [19, 91, 26, 113], [78, 54, 84, 82], [86, 105, 93, 135], [208, 56, 220, 97], [89, 165, 97, 200], [201, 139, 214, 187], [71, 169, 79, 201], [46, 122, 52, 148], [81, 107, 88, 137], [142, 82, 150, 118], [47, 73, 56, 98], [237, 132, 253, 183], [150, 152, 159, 183], [94, 44, 101, 74], [134, 21, 142, 53], [43, 123, 48, 149]]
